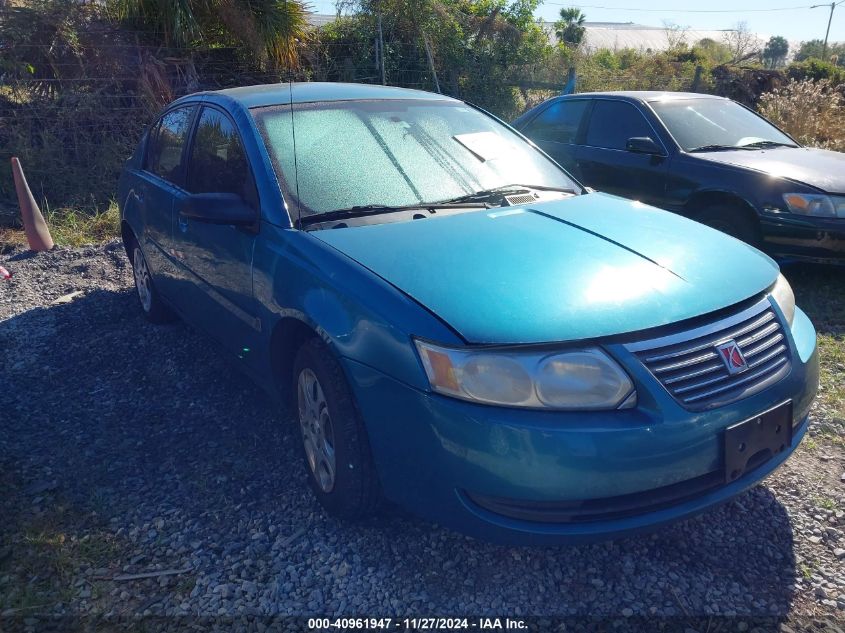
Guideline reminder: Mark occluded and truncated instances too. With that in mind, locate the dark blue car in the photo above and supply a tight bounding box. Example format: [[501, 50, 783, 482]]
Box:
[[118, 83, 818, 544], [513, 91, 845, 265]]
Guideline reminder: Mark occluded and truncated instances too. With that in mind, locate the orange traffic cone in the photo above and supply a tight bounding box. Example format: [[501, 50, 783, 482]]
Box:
[[11, 157, 54, 252]]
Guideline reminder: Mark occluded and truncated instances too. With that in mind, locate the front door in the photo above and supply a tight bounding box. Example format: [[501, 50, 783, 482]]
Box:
[[575, 99, 670, 209], [170, 105, 262, 356]]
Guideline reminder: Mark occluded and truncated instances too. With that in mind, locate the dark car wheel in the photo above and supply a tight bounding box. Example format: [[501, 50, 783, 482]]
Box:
[[131, 243, 175, 324], [698, 205, 759, 246], [292, 337, 381, 519]]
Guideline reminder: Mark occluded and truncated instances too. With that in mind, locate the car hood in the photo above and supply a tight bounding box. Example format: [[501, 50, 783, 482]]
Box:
[[694, 146, 845, 193], [312, 193, 778, 344]]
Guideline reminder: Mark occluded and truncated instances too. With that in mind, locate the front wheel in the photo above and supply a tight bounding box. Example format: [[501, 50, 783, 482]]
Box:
[[697, 206, 759, 246], [292, 337, 381, 519]]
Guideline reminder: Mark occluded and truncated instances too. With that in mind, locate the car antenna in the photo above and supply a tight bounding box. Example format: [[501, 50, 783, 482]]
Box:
[[288, 71, 302, 229]]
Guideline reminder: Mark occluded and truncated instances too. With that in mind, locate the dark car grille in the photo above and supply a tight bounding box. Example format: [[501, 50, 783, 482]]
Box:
[[627, 298, 791, 411]]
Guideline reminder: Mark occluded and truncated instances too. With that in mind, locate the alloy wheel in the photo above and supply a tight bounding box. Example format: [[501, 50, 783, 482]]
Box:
[[133, 247, 152, 313], [297, 367, 336, 493]]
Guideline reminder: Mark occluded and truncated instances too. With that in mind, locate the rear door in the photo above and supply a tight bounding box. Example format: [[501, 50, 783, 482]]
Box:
[[170, 104, 262, 354], [136, 105, 196, 292], [576, 99, 670, 208], [519, 99, 589, 177]]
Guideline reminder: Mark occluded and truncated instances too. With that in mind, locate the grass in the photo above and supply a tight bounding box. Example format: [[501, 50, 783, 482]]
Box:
[[814, 497, 838, 511], [785, 264, 845, 425], [1, 505, 122, 613], [0, 201, 120, 252], [45, 201, 121, 247]]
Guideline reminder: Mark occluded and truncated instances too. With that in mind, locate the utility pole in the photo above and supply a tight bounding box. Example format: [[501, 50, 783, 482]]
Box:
[[812, 0, 844, 60]]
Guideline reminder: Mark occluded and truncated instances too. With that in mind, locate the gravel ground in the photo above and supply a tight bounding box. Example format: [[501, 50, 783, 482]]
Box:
[[1, 241, 844, 628]]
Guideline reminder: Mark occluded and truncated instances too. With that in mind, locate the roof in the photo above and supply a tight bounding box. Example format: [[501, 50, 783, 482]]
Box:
[[562, 91, 726, 102], [209, 82, 455, 109]]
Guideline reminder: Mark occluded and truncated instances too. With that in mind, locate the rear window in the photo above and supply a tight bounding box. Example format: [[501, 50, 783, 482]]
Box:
[[522, 100, 588, 144], [145, 106, 194, 185]]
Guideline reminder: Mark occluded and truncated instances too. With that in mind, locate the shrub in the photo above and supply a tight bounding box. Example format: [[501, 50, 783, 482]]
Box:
[[759, 79, 845, 151], [786, 59, 844, 84]]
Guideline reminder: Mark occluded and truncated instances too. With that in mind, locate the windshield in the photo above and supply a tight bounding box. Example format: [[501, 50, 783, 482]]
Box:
[[650, 98, 797, 152], [252, 99, 579, 218]]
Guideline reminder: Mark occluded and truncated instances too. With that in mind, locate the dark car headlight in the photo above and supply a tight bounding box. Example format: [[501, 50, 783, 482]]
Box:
[[782, 193, 845, 218], [414, 339, 636, 410]]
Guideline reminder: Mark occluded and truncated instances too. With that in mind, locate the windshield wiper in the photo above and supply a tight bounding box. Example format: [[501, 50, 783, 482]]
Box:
[[738, 140, 798, 149], [298, 202, 487, 227], [688, 144, 747, 153], [442, 184, 577, 205]]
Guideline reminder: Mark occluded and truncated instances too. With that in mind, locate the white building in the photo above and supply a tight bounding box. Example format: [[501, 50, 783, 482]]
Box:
[[542, 21, 798, 58]]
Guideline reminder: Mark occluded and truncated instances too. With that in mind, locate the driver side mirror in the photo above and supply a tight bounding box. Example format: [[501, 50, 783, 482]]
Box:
[[626, 136, 663, 155], [181, 192, 256, 226]]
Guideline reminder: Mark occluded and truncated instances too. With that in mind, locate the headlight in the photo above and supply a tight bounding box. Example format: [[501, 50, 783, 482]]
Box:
[[770, 273, 795, 326], [414, 340, 635, 410], [782, 193, 845, 218]]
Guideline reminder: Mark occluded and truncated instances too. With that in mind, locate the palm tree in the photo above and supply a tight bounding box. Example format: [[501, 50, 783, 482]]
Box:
[[110, 0, 310, 68], [554, 7, 586, 49]]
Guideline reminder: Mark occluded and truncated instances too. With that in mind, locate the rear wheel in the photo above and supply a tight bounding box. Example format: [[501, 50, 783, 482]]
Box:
[[697, 205, 759, 246], [292, 337, 381, 519], [131, 242, 175, 324]]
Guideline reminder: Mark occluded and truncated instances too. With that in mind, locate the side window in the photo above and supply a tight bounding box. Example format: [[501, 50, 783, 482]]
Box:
[[187, 107, 256, 204], [146, 106, 194, 185], [523, 100, 588, 144], [585, 101, 655, 151]]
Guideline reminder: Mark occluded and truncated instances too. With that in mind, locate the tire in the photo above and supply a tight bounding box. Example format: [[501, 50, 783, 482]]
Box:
[[129, 240, 175, 324], [697, 205, 759, 246], [292, 337, 381, 519]]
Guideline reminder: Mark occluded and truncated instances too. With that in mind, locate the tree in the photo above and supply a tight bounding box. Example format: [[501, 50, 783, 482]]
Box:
[[795, 39, 845, 65], [693, 37, 732, 65], [554, 7, 586, 49], [108, 0, 310, 68], [662, 20, 688, 50], [723, 21, 760, 63], [762, 36, 789, 68]]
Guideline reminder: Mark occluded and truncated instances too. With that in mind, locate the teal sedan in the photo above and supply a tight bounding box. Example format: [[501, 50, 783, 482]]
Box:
[[117, 83, 819, 544]]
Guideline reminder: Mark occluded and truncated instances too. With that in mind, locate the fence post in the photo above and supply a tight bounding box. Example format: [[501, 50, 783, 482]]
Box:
[[423, 34, 441, 93], [562, 66, 577, 95], [377, 15, 386, 85], [691, 65, 703, 92]]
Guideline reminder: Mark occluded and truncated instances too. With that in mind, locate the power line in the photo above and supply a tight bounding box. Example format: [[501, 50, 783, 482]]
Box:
[[550, 3, 817, 11]]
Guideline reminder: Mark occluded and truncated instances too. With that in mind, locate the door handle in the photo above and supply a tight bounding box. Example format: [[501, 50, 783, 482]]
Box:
[[178, 215, 188, 232]]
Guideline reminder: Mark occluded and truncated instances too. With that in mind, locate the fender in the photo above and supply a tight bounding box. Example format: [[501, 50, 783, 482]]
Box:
[[249, 224, 461, 394]]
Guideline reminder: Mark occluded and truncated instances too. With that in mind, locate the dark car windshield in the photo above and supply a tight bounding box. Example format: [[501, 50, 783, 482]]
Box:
[[650, 98, 797, 152], [252, 99, 579, 218]]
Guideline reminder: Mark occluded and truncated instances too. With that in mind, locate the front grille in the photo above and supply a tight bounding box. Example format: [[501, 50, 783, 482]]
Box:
[[627, 299, 791, 410]]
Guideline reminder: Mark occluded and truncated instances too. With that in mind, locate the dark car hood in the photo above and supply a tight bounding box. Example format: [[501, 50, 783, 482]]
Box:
[[694, 146, 845, 193], [313, 193, 778, 345]]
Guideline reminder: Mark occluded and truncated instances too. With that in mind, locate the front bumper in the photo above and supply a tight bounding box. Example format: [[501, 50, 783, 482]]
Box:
[[761, 214, 845, 265], [343, 307, 819, 545]]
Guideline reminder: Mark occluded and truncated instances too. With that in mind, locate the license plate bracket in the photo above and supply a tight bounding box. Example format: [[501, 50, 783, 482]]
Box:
[[724, 401, 792, 483]]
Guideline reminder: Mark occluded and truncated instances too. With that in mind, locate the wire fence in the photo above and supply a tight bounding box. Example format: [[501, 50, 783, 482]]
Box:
[[0, 17, 700, 220]]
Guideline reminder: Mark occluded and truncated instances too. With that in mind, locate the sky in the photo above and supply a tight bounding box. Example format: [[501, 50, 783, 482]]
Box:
[[307, 0, 845, 44]]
